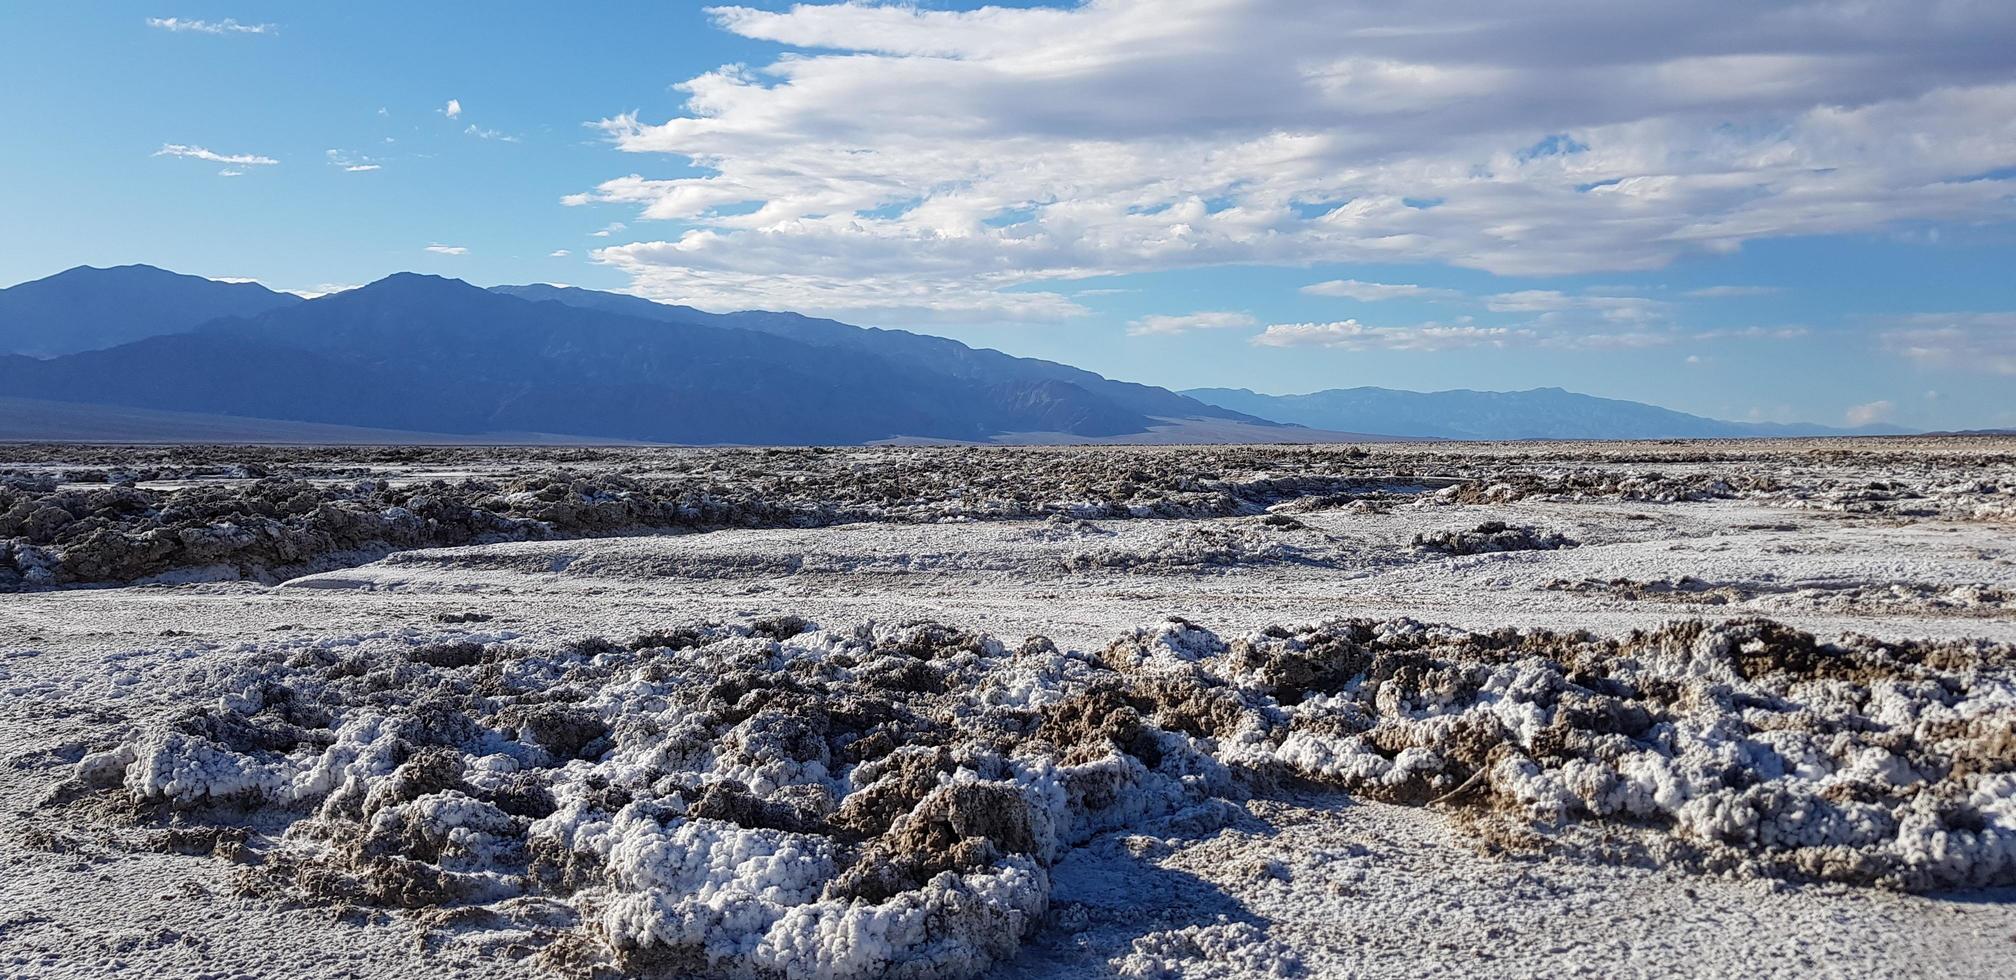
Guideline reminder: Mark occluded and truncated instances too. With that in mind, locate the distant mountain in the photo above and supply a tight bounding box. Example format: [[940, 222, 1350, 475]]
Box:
[[0, 273, 1267, 445], [491, 284, 1271, 426], [0, 264, 301, 357], [1181, 386, 1909, 440]]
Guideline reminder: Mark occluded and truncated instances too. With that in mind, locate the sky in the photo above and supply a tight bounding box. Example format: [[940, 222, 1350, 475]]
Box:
[[2, 1, 2013, 430]]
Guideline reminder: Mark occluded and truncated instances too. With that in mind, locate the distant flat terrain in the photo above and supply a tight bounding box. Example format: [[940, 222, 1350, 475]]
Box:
[[0, 398, 1408, 447], [0, 397, 654, 445]]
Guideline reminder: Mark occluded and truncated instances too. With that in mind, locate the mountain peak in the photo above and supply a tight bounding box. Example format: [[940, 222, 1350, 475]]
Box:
[[362, 271, 476, 291], [1, 263, 303, 358]]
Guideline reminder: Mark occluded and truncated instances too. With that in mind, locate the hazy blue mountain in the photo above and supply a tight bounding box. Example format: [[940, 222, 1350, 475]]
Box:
[[491, 283, 1272, 426], [1182, 386, 1908, 440], [0, 264, 301, 357], [0, 273, 1188, 444]]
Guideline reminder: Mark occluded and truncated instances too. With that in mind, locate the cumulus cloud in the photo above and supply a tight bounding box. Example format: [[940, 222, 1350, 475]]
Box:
[[570, 0, 2016, 321], [549, 249, 572, 257], [154, 143, 277, 166], [146, 17, 273, 35], [1126, 311, 1257, 336], [1845, 400, 1897, 426], [425, 244, 468, 256], [1301, 279, 1460, 302], [1878, 312, 2016, 375], [1252, 320, 1531, 351], [442, 99, 463, 119]]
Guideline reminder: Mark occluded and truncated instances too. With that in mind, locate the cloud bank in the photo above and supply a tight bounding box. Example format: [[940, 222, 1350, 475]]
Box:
[[567, 0, 2016, 323]]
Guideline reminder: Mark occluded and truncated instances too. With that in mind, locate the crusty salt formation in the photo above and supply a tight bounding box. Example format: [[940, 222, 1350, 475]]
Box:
[[1193, 617, 2016, 890], [9, 439, 2013, 589], [55, 613, 2016, 977], [1410, 521, 1576, 555], [69, 620, 1248, 978]]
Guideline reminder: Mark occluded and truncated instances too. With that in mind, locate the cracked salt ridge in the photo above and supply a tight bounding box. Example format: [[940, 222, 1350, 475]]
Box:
[[8, 438, 2014, 591], [51, 612, 2016, 978], [0, 463, 1441, 590]]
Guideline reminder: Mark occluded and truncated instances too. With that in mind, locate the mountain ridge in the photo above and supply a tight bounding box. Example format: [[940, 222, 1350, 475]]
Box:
[[0, 270, 1246, 444], [0, 264, 302, 357], [1182, 386, 1908, 440]]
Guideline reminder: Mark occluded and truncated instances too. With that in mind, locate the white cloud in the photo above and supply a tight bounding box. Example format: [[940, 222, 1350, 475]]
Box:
[[550, 249, 572, 257], [589, 221, 628, 238], [1252, 320, 1531, 351], [217, 168, 243, 178], [155, 143, 277, 166], [208, 277, 357, 299], [326, 149, 382, 172], [571, 0, 2016, 321], [1126, 311, 1257, 336], [442, 99, 463, 119], [425, 244, 469, 256], [1301, 279, 1460, 302], [1484, 290, 1663, 322], [1685, 285, 1781, 298], [289, 283, 362, 299], [146, 17, 273, 35], [465, 124, 521, 142], [1878, 312, 2016, 375], [1845, 400, 1896, 426]]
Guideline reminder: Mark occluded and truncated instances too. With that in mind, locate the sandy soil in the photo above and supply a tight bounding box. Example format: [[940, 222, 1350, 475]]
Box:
[[3, 439, 2013, 978]]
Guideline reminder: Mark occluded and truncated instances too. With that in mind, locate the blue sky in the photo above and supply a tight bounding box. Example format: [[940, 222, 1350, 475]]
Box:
[[3, 2, 2013, 429]]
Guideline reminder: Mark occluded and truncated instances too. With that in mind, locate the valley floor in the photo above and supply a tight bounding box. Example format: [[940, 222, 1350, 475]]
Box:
[[3, 439, 2013, 978]]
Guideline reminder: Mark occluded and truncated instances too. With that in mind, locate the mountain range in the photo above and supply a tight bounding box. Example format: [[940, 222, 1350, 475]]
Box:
[[0, 264, 1905, 443], [1181, 387, 1903, 440], [0, 266, 1293, 445], [0, 264, 301, 357]]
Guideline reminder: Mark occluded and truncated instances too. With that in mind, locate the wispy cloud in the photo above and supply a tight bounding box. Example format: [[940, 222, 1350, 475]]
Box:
[[1301, 279, 1461, 302], [145, 17, 274, 35], [1878, 312, 2016, 375], [326, 149, 381, 172], [1845, 400, 1896, 426], [464, 124, 521, 143], [1252, 320, 1531, 352], [1126, 311, 1256, 337], [425, 244, 469, 256], [1685, 285, 1782, 298], [289, 283, 362, 299], [1484, 290, 1663, 323], [549, 249, 572, 257], [155, 143, 278, 166]]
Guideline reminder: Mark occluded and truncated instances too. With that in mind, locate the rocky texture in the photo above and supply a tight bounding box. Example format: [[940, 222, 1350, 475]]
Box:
[[46, 612, 2016, 978], [1411, 521, 1576, 555], [8, 438, 2012, 590]]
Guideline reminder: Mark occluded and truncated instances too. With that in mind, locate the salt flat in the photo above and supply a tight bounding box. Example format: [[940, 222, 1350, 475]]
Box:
[[3, 440, 2013, 978]]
